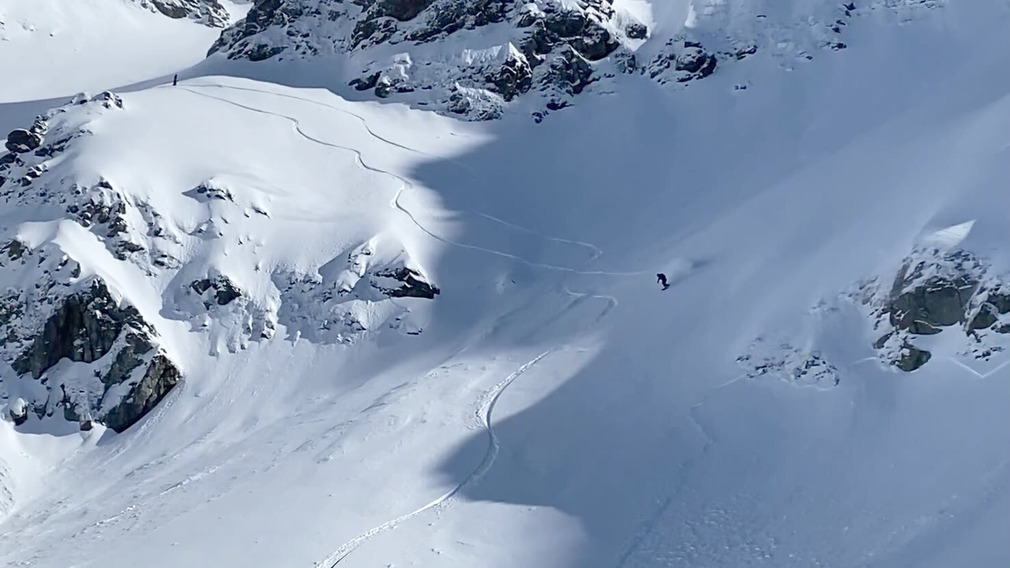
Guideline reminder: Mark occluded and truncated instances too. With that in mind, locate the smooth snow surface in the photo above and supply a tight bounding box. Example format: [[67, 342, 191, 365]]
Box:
[[0, 0, 243, 103], [2, 1, 1010, 567]]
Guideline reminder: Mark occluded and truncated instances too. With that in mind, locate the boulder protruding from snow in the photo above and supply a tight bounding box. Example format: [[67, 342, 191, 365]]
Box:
[[851, 248, 1010, 372], [372, 267, 440, 299], [4, 130, 43, 154]]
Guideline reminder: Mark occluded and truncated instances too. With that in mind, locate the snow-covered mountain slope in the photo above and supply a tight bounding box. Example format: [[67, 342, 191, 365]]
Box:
[[0, 0, 249, 103], [2, 0, 1010, 567]]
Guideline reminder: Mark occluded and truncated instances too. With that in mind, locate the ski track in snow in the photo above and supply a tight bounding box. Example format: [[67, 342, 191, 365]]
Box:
[[315, 350, 554, 567], [179, 85, 623, 276], [182, 83, 605, 261]]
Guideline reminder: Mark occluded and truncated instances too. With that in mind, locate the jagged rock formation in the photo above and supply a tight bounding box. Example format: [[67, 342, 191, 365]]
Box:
[[135, 0, 232, 27], [7, 280, 180, 432], [211, 0, 637, 119], [3, 129, 43, 154], [208, 0, 946, 119], [372, 267, 440, 299], [852, 248, 1010, 372]]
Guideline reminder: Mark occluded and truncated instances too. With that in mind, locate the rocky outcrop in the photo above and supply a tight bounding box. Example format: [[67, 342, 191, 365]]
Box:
[[191, 275, 243, 306], [886, 253, 980, 335], [853, 248, 1010, 372], [206, 0, 952, 120], [4, 129, 43, 154], [372, 267, 440, 299], [12, 281, 149, 379], [102, 354, 181, 433], [210, 0, 635, 119], [137, 0, 231, 27], [7, 280, 181, 432]]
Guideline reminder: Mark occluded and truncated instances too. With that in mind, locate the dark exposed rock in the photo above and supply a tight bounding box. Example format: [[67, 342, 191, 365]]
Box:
[[91, 91, 125, 110], [895, 342, 931, 372], [191, 276, 243, 305], [675, 44, 718, 80], [102, 354, 181, 433], [547, 47, 595, 95], [625, 22, 648, 40], [375, 0, 436, 21], [2, 239, 27, 261], [147, 0, 230, 27], [373, 267, 440, 298], [13, 280, 150, 379], [247, 44, 288, 61], [5, 129, 44, 154], [568, 18, 620, 61], [405, 0, 510, 42], [5, 277, 181, 432], [863, 249, 1009, 372], [103, 332, 155, 387], [887, 263, 977, 335], [350, 72, 382, 91], [969, 304, 998, 331], [187, 182, 235, 202], [488, 54, 533, 101]]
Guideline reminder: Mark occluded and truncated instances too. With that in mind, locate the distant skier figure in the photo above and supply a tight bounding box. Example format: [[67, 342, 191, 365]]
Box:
[[173, 74, 178, 86], [657, 273, 669, 290]]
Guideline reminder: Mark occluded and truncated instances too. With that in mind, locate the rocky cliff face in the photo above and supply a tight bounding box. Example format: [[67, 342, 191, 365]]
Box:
[[208, 0, 946, 120]]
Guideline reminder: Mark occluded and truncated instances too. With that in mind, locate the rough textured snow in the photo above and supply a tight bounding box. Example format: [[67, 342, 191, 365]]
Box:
[[2, 0, 1010, 567]]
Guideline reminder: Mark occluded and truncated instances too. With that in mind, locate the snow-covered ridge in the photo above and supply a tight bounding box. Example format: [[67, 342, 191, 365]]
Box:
[[208, 0, 952, 119], [1, 81, 446, 433]]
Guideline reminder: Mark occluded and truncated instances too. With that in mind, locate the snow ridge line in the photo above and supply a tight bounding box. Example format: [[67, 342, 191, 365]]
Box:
[[315, 350, 553, 567], [182, 83, 606, 263], [178, 87, 642, 277]]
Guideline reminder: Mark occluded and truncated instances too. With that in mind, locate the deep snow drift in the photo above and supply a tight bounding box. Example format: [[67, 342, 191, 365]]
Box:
[[2, 1, 1010, 567]]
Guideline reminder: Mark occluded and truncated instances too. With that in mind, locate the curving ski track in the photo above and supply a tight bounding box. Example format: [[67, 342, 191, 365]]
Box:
[[315, 350, 553, 567], [183, 83, 606, 264], [179, 87, 642, 278]]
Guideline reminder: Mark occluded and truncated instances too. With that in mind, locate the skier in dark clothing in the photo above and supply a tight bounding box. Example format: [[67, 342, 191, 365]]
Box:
[[657, 273, 669, 290], [173, 74, 178, 86]]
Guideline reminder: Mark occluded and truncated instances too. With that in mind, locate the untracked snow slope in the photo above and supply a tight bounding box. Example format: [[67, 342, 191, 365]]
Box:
[[2, 1, 1010, 567], [0, 0, 248, 103]]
